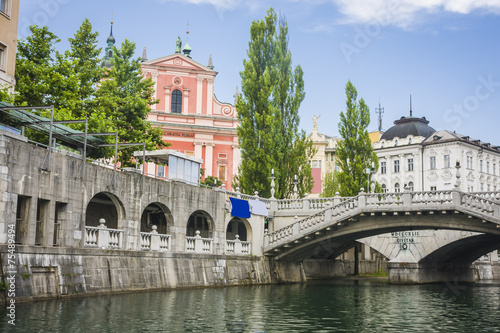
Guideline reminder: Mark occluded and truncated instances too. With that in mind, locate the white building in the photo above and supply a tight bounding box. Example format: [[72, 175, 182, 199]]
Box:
[[372, 115, 500, 193]]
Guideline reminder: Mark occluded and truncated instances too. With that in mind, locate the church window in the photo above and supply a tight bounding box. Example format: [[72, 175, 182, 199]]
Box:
[[171, 89, 182, 113]]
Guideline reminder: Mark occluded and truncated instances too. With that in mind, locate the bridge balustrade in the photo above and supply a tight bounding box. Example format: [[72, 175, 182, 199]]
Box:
[[264, 190, 500, 252]]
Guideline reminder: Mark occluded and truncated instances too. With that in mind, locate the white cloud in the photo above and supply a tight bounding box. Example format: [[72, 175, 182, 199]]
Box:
[[331, 0, 500, 28]]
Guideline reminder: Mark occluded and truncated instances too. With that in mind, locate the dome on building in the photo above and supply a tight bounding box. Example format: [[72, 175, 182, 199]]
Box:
[[380, 116, 435, 140]]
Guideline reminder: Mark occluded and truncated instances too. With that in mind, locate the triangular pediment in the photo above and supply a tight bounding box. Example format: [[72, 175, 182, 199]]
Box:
[[143, 53, 216, 73]]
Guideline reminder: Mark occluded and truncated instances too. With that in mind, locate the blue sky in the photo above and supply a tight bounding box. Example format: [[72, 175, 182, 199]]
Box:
[[18, 0, 500, 145]]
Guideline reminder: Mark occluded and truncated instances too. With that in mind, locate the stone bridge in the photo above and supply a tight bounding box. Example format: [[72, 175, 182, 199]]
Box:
[[262, 191, 500, 283]]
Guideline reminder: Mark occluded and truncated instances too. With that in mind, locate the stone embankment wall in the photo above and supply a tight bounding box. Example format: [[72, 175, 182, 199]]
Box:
[[0, 246, 304, 302]]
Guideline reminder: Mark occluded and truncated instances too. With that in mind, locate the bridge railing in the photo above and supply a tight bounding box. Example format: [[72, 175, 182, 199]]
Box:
[[470, 192, 500, 202], [264, 189, 500, 251]]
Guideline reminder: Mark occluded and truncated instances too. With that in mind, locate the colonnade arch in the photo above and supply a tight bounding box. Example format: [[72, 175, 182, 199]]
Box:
[[85, 192, 125, 229], [226, 217, 252, 242], [141, 202, 173, 234], [187, 210, 214, 238]]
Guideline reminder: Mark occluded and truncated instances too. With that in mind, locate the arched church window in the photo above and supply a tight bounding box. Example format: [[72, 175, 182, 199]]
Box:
[[171, 89, 182, 113]]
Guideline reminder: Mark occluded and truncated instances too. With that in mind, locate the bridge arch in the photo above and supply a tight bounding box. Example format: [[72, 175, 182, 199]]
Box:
[[85, 192, 126, 229], [186, 210, 214, 238], [419, 234, 500, 266], [140, 202, 173, 234]]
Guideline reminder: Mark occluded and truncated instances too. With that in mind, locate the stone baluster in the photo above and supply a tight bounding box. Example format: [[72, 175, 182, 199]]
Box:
[[234, 234, 242, 254], [194, 230, 203, 253], [97, 218, 110, 249], [303, 193, 310, 210], [150, 225, 160, 251]]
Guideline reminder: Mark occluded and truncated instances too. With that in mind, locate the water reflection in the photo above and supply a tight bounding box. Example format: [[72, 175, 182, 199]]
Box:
[[1, 280, 500, 332]]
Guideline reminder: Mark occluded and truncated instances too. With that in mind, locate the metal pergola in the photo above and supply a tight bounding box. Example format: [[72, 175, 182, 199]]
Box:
[[0, 103, 147, 189]]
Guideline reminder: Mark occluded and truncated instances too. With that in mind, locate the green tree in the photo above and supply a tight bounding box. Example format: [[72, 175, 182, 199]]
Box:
[[96, 39, 167, 166], [235, 8, 314, 198], [321, 169, 341, 197], [67, 18, 103, 118], [336, 81, 378, 197], [14, 25, 78, 119]]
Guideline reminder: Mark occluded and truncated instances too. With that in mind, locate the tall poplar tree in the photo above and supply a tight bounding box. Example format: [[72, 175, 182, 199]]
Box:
[[336, 81, 378, 197], [235, 8, 314, 198]]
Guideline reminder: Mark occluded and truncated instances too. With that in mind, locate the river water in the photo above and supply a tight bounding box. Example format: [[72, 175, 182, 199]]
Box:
[[1, 279, 500, 332]]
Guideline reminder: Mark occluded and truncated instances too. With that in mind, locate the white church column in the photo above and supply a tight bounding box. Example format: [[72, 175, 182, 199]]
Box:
[[196, 77, 203, 114], [194, 142, 203, 160], [205, 143, 215, 177], [151, 71, 159, 110], [164, 85, 172, 113], [206, 78, 214, 116], [183, 88, 190, 115]]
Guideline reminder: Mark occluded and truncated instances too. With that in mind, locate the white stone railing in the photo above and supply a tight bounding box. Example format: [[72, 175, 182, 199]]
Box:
[[225, 235, 251, 255], [185, 230, 213, 253], [462, 193, 496, 216], [471, 192, 500, 202], [85, 227, 99, 248], [264, 190, 500, 252], [140, 226, 172, 252], [84, 219, 123, 250]]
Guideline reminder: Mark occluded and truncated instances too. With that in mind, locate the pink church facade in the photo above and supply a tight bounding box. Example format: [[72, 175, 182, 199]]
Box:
[[141, 47, 239, 190]]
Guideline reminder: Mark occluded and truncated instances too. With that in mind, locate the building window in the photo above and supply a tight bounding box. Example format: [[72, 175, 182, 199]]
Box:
[[430, 186, 437, 191], [430, 156, 436, 170], [480, 183, 484, 191], [408, 158, 413, 171], [394, 183, 400, 193], [0, 43, 5, 72], [335, 164, 340, 171], [394, 140, 398, 146], [171, 89, 182, 113], [467, 156, 473, 169], [444, 155, 450, 168], [493, 164, 496, 175], [408, 181, 414, 191], [394, 160, 400, 173], [312, 160, 321, 169], [381, 161, 386, 174], [480, 160, 483, 172], [157, 165, 164, 178], [218, 165, 226, 182], [1, 0, 10, 15], [487, 184, 491, 191], [382, 184, 387, 193], [487, 161, 490, 174]]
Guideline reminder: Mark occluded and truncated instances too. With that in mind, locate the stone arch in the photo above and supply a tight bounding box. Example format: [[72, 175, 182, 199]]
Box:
[[85, 192, 125, 229], [186, 210, 214, 238], [226, 217, 253, 242], [141, 202, 173, 234]]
